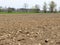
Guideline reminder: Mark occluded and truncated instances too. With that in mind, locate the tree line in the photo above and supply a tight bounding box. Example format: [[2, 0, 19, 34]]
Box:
[[0, 1, 59, 13]]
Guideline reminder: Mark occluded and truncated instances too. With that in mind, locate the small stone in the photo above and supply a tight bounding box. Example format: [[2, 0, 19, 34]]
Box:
[[34, 43, 41, 45], [31, 32, 34, 34], [18, 38, 25, 41], [50, 40, 54, 43], [18, 39, 21, 41], [18, 42, 21, 45], [18, 30, 23, 33], [56, 41, 60, 44], [45, 39, 49, 43], [39, 43, 41, 45], [27, 34, 30, 36]]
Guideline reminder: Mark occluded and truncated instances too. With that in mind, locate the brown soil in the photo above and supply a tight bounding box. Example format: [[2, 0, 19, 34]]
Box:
[[0, 13, 60, 45]]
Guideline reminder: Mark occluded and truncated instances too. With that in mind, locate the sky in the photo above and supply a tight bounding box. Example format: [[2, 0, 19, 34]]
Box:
[[0, 0, 60, 10]]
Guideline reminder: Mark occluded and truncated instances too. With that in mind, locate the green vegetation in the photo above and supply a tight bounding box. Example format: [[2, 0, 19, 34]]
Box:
[[0, 1, 59, 14], [0, 12, 40, 14], [0, 12, 59, 14]]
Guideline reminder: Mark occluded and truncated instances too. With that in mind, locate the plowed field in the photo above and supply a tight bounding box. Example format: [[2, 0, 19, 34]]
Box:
[[0, 13, 60, 45]]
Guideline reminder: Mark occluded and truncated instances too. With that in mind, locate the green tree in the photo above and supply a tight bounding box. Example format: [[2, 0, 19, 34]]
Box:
[[8, 7, 15, 13], [49, 1, 56, 13], [43, 2, 47, 13]]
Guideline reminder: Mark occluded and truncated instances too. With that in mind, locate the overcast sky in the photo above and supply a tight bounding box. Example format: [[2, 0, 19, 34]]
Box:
[[0, 0, 60, 9]]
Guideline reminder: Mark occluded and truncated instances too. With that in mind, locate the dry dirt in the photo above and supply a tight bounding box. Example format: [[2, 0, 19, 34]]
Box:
[[0, 13, 60, 45]]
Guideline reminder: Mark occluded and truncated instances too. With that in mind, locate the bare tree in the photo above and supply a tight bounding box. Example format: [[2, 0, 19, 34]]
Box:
[[54, 8, 57, 13], [0, 6, 2, 12], [49, 1, 56, 13], [43, 2, 47, 13], [34, 4, 40, 13], [24, 3, 28, 12], [59, 7, 60, 12]]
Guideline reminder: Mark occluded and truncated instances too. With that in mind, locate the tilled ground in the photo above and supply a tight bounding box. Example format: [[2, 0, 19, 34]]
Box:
[[0, 13, 60, 45]]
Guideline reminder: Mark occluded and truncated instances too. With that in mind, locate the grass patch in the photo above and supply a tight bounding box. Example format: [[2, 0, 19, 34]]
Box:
[[0, 12, 60, 15]]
